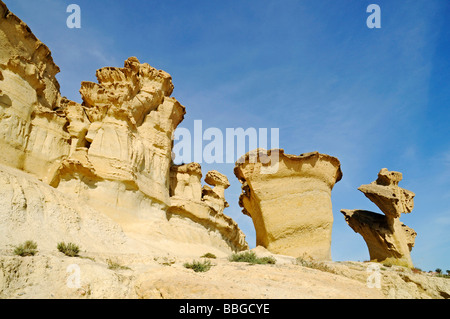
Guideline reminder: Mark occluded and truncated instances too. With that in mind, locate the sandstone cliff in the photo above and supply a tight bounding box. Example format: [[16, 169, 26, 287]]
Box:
[[0, 0, 247, 256]]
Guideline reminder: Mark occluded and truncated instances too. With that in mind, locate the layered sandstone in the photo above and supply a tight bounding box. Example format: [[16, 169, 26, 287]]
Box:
[[0, 2, 66, 183], [169, 165, 247, 251], [234, 149, 342, 260], [341, 168, 417, 267], [0, 0, 247, 255]]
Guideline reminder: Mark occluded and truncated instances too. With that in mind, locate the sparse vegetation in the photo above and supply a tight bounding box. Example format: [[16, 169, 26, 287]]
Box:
[[434, 269, 450, 279], [80, 256, 96, 262], [13, 240, 38, 257], [57, 242, 80, 257], [201, 253, 217, 259], [296, 256, 337, 275], [183, 259, 213, 272], [153, 256, 176, 266], [228, 251, 276, 265], [106, 258, 131, 271]]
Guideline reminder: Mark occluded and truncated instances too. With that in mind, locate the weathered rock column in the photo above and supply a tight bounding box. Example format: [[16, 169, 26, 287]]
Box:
[[341, 168, 417, 267], [234, 149, 342, 260], [202, 170, 231, 214]]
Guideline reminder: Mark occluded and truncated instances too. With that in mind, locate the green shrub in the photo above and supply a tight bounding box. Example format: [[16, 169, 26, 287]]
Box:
[[183, 260, 213, 272], [201, 253, 217, 259], [57, 242, 80, 257], [13, 240, 38, 257], [257, 256, 277, 265], [435, 269, 450, 279], [229, 251, 276, 265]]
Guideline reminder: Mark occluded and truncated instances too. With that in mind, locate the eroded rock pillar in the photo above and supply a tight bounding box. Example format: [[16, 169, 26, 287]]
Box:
[[234, 149, 342, 260], [341, 168, 417, 267]]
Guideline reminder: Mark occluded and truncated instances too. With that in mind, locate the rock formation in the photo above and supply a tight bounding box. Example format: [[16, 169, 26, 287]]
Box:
[[234, 149, 342, 260], [168, 165, 247, 250], [341, 168, 416, 267], [0, 2, 66, 184], [0, 0, 247, 255]]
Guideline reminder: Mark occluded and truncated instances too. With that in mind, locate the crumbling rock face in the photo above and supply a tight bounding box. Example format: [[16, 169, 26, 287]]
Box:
[[0, 0, 247, 254], [234, 149, 342, 260], [54, 57, 186, 208], [169, 165, 248, 251], [0, 2, 68, 183], [341, 168, 417, 267]]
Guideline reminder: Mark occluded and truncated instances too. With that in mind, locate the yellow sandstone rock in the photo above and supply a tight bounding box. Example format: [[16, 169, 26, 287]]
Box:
[[235, 149, 342, 260], [341, 168, 417, 268], [0, 0, 247, 255]]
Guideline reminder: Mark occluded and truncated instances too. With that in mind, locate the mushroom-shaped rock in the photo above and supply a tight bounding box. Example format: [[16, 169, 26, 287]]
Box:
[[205, 170, 230, 188], [234, 149, 342, 260], [358, 168, 415, 219], [205, 170, 230, 199]]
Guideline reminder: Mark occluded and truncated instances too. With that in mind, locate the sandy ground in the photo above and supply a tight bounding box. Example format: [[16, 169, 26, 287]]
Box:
[[1, 247, 448, 299]]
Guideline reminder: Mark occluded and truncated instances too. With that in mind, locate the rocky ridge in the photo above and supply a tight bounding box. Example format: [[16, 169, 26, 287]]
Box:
[[0, 0, 247, 257]]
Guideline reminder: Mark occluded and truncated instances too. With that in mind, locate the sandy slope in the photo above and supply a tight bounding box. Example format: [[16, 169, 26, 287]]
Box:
[[1, 247, 448, 299]]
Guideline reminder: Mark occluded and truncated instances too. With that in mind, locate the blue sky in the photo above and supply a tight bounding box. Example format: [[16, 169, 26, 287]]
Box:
[[4, 0, 449, 271]]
